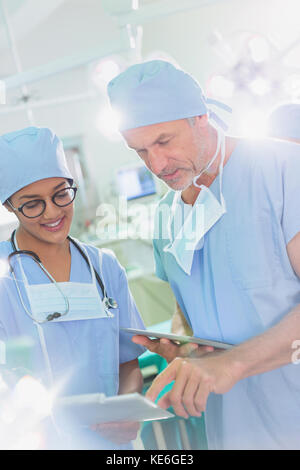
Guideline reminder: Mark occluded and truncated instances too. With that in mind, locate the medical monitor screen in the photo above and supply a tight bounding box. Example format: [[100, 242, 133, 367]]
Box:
[[116, 166, 156, 201]]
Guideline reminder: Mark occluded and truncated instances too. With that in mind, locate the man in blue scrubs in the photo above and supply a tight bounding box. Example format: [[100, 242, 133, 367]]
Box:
[[108, 60, 300, 449]]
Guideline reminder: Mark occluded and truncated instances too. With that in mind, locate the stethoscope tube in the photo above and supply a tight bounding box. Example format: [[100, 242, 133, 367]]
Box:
[[9, 230, 118, 322], [66, 236, 118, 310]]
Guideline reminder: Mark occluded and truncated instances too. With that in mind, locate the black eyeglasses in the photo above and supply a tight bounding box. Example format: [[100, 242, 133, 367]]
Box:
[[7, 186, 78, 219]]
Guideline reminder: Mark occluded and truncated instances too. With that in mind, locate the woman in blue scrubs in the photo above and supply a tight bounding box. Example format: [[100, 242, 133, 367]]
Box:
[[0, 126, 145, 449]]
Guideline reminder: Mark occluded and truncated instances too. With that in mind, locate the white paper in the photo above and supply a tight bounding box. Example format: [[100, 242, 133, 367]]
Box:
[[54, 392, 174, 426]]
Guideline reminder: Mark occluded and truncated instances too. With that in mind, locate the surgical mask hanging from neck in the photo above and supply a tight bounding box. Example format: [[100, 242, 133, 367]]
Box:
[[163, 128, 227, 275], [193, 126, 222, 187]]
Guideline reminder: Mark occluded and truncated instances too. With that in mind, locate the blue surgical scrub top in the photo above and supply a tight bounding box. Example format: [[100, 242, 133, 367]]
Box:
[[153, 138, 300, 450], [0, 240, 145, 450]]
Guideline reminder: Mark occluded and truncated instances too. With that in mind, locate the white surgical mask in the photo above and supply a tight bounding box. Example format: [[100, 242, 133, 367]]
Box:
[[163, 128, 226, 275], [13, 237, 113, 384], [14, 242, 110, 324]]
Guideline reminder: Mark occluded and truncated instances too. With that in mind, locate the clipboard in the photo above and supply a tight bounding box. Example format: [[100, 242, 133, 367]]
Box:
[[53, 392, 174, 426], [121, 327, 232, 350]]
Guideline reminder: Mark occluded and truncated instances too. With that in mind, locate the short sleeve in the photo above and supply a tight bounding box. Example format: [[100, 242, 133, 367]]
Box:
[[117, 265, 146, 364], [86, 245, 146, 364], [153, 239, 168, 281], [282, 148, 300, 244]]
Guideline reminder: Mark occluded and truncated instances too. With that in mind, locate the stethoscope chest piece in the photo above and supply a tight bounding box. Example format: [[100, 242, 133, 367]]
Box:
[[103, 297, 118, 317], [106, 297, 118, 309]]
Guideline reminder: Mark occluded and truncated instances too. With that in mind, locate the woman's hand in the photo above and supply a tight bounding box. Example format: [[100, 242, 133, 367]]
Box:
[[90, 421, 140, 444]]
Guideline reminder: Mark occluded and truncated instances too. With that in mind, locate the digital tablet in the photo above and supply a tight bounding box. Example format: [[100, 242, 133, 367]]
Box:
[[121, 327, 232, 350]]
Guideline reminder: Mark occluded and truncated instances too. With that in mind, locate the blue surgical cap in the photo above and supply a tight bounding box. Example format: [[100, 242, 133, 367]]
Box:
[[107, 60, 231, 131], [267, 103, 300, 140], [0, 127, 73, 203]]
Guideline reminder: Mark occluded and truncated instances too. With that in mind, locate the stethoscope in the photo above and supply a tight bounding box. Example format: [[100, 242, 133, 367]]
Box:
[[8, 230, 118, 323]]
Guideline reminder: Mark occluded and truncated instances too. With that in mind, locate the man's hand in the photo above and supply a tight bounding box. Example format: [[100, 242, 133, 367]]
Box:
[[146, 353, 241, 418], [131, 335, 214, 363], [90, 421, 140, 444]]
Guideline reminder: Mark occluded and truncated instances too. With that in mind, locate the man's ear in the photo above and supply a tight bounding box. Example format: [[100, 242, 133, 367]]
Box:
[[196, 114, 209, 128]]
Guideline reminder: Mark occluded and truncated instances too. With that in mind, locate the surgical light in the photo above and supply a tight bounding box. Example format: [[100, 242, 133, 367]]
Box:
[[132, 0, 139, 10], [9, 431, 42, 451], [92, 59, 121, 89], [248, 36, 271, 63], [208, 75, 235, 99], [13, 375, 53, 418], [237, 109, 268, 139], [97, 106, 122, 140], [249, 77, 272, 96], [0, 374, 52, 450], [283, 74, 300, 99]]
